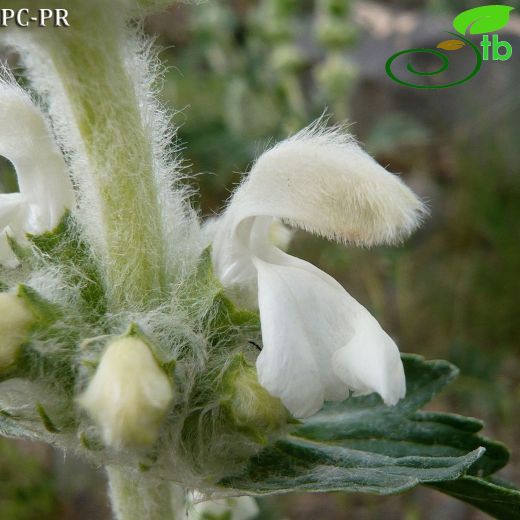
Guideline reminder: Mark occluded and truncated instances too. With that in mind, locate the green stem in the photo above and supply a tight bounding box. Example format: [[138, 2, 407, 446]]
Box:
[[107, 466, 184, 520], [33, 2, 166, 309]]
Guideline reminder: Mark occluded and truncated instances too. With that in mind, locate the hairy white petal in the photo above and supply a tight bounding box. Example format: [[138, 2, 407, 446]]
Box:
[[0, 80, 74, 264], [216, 123, 426, 252], [213, 124, 426, 293], [78, 336, 173, 449]]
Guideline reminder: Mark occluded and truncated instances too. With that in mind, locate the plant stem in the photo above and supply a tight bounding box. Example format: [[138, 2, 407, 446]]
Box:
[[30, 2, 166, 309], [107, 466, 183, 520]]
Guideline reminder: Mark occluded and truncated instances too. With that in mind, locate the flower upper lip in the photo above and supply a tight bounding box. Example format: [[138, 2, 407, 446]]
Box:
[[210, 123, 425, 418]]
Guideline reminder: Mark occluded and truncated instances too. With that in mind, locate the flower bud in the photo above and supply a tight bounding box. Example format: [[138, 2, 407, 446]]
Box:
[[221, 354, 291, 441], [78, 334, 174, 449], [0, 291, 34, 371]]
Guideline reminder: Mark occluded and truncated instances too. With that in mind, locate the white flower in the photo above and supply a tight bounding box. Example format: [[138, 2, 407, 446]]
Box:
[[0, 80, 74, 266], [78, 335, 174, 448], [211, 124, 426, 418]]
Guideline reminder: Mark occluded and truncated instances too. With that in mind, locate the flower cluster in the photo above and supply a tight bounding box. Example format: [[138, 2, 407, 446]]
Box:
[[0, 84, 424, 446]]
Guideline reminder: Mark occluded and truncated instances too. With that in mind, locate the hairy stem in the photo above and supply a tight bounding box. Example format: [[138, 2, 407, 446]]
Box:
[[107, 466, 183, 520], [22, 2, 167, 309]]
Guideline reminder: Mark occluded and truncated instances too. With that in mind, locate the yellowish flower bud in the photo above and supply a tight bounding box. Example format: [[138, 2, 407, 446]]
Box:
[[0, 292, 33, 371], [221, 355, 291, 441], [78, 335, 174, 449]]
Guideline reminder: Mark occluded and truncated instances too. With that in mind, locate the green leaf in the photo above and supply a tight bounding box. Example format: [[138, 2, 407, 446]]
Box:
[[0, 407, 42, 440], [183, 247, 260, 350], [27, 212, 106, 317], [453, 5, 514, 35], [36, 402, 60, 433], [17, 284, 61, 327], [429, 476, 520, 520], [220, 355, 509, 496]]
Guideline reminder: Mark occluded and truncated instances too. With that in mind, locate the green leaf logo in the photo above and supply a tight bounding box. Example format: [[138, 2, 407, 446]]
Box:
[[453, 5, 514, 35]]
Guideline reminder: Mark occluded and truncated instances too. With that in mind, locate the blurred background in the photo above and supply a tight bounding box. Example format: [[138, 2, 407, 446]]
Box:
[[1, 0, 519, 518]]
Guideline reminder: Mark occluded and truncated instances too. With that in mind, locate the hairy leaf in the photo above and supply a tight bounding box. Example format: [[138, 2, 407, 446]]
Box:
[[429, 476, 520, 520], [27, 212, 106, 317], [220, 355, 509, 498]]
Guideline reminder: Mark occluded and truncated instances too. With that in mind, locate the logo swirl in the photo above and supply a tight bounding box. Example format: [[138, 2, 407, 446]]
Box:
[[385, 33, 482, 89]]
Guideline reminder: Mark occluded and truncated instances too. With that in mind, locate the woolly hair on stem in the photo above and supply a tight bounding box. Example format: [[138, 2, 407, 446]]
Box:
[[1, 0, 202, 310], [107, 466, 181, 520]]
